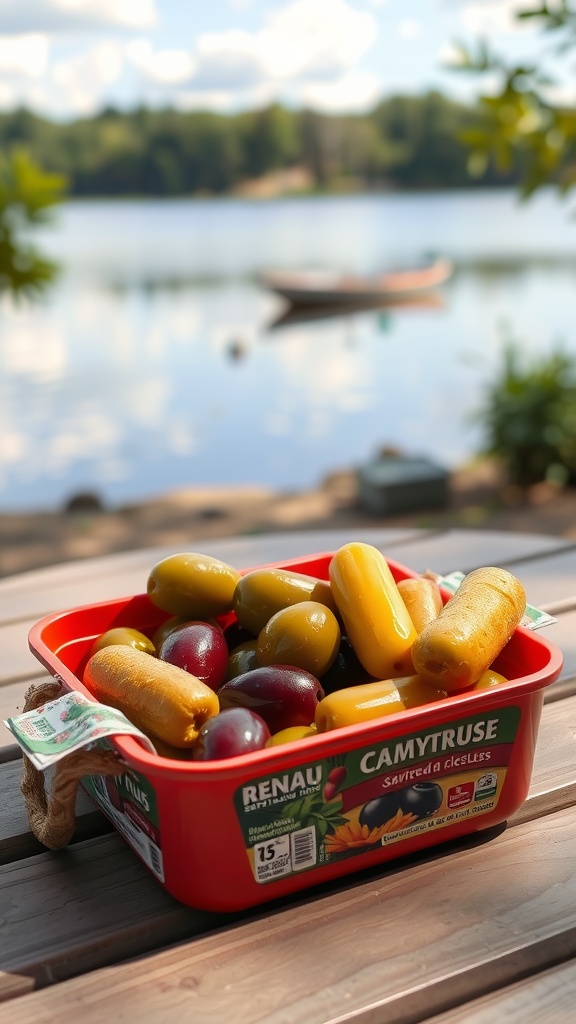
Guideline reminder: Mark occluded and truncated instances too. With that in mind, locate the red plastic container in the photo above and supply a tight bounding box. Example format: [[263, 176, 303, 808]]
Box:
[[28, 552, 564, 913]]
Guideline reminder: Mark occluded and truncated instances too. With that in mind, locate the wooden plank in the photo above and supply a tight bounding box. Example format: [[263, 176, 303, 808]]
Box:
[[0, 678, 45, 728], [4, 802, 576, 1023], [535, 610, 576, 683], [501, 546, 576, 608], [0, 623, 50, 686], [0, 833, 229, 999], [0, 759, 113, 865], [0, 974, 34, 1004], [0, 529, 426, 622], [509, 692, 576, 824], [385, 530, 569, 577], [0, 527, 566, 628], [1, 693, 576, 1001], [422, 957, 576, 1023]]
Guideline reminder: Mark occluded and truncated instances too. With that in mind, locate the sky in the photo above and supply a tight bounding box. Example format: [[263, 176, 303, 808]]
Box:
[[0, 0, 570, 121]]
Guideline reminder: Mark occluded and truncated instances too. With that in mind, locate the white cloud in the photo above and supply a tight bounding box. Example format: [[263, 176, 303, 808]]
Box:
[[0, 0, 157, 34], [262, 0, 377, 78], [0, 81, 16, 105], [0, 33, 49, 77], [398, 18, 422, 41], [123, 0, 380, 111], [21, 39, 126, 117], [125, 38, 152, 67], [459, 2, 538, 37], [53, 41, 123, 91], [0, 0, 383, 118], [184, 0, 379, 90], [146, 49, 195, 85], [299, 71, 383, 113]]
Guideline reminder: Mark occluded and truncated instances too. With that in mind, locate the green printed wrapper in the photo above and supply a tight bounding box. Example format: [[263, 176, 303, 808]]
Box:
[[4, 691, 156, 769]]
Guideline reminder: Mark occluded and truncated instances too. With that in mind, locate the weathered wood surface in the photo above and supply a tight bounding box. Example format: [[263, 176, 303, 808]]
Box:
[[422, 958, 576, 1024], [0, 758, 112, 866], [1, 692, 575, 1006], [1, 528, 574, 1024], [2, 801, 576, 1024]]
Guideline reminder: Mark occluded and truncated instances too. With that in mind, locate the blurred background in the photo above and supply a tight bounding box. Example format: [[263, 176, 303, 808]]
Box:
[[1, 1, 576, 556]]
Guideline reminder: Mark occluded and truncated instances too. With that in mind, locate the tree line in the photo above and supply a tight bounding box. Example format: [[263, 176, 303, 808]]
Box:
[[0, 92, 524, 198]]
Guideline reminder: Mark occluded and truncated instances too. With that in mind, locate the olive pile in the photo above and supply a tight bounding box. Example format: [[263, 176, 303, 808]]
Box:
[[84, 545, 517, 762]]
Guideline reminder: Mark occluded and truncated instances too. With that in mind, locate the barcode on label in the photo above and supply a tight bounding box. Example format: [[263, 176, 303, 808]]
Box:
[[33, 718, 57, 738], [148, 841, 163, 880], [290, 826, 316, 871]]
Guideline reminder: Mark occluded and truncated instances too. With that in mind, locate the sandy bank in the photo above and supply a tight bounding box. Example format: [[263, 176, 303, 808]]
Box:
[[0, 463, 574, 579]]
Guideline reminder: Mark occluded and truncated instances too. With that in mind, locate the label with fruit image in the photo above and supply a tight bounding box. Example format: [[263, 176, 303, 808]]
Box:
[[234, 706, 521, 884], [82, 750, 164, 882]]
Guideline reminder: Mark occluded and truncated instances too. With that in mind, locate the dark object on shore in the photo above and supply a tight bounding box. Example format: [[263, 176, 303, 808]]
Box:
[[357, 454, 449, 516], [64, 491, 105, 514]]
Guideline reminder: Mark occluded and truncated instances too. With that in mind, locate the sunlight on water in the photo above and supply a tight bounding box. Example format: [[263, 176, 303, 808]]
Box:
[[1, 189, 575, 512]]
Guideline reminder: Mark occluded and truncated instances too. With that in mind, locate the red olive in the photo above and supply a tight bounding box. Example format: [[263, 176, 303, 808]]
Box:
[[192, 708, 270, 760], [217, 665, 324, 734], [159, 621, 228, 691]]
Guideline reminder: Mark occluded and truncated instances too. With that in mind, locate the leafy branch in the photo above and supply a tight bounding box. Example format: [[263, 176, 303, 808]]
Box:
[[0, 148, 68, 300], [446, 4, 576, 198]]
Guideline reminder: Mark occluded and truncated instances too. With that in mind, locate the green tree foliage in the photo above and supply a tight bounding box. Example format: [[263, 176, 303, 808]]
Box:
[[448, 3, 576, 197], [0, 94, 515, 198], [0, 148, 67, 298], [476, 343, 576, 488], [452, 4, 576, 490]]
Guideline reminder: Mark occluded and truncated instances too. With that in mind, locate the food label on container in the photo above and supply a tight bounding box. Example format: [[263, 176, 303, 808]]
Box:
[[233, 706, 521, 884], [82, 752, 165, 882], [4, 691, 156, 770]]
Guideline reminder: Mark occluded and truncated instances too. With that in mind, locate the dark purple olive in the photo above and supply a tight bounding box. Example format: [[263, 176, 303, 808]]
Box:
[[359, 794, 402, 831], [217, 665, 324, 734], [320, 635, 375, 694], [192, 708, 270, 760], [223, 620, 256, 651], [159, 621, 228, 691], [398, 783, 443, 818]]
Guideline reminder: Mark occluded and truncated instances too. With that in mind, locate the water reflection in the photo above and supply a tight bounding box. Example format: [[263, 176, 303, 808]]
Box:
[[268, 290, 446, 330], [1, 191, 576, 512]]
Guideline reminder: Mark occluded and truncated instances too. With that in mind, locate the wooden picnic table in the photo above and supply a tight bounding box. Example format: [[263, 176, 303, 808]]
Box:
[[2, 525, 576, 1024]]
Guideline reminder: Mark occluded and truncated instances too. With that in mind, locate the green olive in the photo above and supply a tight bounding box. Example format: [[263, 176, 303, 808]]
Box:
[[91, 627, 156, 657], [257, 601, 341, 677], [147, 552, 240, 619], [225, 639, 259, 681], [233, 568, 338, 635], [151, 616, 189, 651]]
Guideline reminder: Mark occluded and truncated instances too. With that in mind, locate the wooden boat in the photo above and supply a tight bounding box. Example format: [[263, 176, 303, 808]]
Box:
[[269, 290, 445, 329], [260, 258, 452, 306]]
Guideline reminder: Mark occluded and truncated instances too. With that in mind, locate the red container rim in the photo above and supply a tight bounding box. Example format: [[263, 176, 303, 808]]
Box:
[[27, 551, 565, 782]]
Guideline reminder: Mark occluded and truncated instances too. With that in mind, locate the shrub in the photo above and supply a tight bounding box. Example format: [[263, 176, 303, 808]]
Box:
[[475, 342, 576, 489]]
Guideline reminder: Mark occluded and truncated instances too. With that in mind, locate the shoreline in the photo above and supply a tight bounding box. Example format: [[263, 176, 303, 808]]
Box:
[[1, 462, 575, 580]]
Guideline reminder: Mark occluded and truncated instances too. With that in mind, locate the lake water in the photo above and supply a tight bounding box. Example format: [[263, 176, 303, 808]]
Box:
[[1, 189, 576, 513]]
